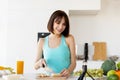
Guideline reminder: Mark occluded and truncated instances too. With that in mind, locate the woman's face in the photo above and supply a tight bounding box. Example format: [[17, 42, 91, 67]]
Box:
[[53, 17, 66, 35]]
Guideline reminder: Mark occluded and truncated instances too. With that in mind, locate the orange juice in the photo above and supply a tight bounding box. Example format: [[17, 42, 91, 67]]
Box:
[[16, 61, 24, 74]]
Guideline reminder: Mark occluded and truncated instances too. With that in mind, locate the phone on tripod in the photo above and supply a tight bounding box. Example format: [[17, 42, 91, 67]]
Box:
[[78, 43, 95, 80]]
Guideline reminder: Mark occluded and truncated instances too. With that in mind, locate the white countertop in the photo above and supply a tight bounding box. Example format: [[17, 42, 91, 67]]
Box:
[[0, 74, 106, 80]]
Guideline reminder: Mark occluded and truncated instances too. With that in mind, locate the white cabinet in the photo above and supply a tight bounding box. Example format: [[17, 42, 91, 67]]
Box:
[[68, 0, 101, 15], [42, 0, 101, 10], [37, 0, 101, 14], [68, 0, 101, 10]]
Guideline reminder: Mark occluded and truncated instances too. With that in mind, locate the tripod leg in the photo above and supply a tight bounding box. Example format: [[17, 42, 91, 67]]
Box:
[[78, 65, 87, 80], [86, 72, 95, 80], [78, 72, 86, 80]]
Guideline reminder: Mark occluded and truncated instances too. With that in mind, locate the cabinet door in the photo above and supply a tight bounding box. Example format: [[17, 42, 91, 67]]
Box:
[[68, 0, 101, 10]]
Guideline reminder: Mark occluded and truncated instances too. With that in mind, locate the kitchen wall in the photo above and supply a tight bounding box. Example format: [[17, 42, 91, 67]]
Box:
[[0, 0, 8, 66], [0, 0, 100, 73], [0, 0, 120, 73], [4, 0, 71, 73], [70, 0, 120, 57]]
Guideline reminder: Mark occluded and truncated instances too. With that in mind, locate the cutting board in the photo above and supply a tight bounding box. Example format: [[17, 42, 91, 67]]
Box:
[[93, 42, 107, 60], [36, 77, 66, 80]]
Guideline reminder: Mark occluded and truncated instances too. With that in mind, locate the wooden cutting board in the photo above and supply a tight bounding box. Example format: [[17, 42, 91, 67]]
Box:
[[36, 77, 66, 80], [93, 42, 107, 60]]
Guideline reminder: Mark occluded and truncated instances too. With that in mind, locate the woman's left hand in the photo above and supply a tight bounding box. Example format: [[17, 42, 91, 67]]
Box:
[[60, 69, 70, 77]]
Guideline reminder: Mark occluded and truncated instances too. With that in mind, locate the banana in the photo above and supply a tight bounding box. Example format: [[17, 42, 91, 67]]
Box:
[[0, 66, 5, 70], [0, 66, 15, 74]]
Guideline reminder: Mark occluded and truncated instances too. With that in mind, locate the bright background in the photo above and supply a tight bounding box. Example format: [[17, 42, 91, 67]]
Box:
[[1, 0, 120, 73]]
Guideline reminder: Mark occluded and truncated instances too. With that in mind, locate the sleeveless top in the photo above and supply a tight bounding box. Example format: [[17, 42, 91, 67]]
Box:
[[43, 35, 71, 73]]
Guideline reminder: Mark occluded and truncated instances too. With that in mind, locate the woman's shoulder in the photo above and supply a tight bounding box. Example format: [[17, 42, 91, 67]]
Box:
[[65, 34, 75, 43], [38, 38, 45, 42], [66, 34, 74, 40], [38, 38, 46, 46]]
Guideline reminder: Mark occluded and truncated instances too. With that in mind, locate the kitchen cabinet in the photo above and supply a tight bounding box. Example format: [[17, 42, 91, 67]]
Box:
[[68, 0, 101, 15], [68, 0, 101, 10], [38, 0, 101, 15]]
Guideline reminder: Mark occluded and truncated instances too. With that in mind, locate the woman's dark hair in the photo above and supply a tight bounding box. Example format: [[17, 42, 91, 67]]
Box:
[[47, 10, 70, 37]]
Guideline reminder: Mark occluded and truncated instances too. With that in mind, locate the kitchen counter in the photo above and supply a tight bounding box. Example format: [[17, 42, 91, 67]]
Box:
[[0, 73, 77, 80], [20, 73, 79, 80], [0, 73, 106, 80]]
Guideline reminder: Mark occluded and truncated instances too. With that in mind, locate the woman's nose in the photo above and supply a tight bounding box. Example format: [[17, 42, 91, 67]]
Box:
[[59, 24, 63, 29]]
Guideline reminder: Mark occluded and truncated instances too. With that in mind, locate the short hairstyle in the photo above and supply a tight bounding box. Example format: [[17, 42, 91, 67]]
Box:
[[47, 10, 70, 37]]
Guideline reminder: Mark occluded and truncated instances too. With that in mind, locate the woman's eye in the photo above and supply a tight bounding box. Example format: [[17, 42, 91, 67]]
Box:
[[63, 23, 66, 26], [55, 21, 60, 24], [57, 22, 60, 24]]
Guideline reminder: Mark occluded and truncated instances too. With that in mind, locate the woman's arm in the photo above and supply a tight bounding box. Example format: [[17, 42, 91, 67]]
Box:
[[61, 34, 76, 77], [34, 38, 46, 70], [67, 34, 76, 73]]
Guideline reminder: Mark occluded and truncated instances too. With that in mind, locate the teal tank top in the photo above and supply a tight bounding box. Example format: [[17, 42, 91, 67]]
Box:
[[43, 35, 71, 73]]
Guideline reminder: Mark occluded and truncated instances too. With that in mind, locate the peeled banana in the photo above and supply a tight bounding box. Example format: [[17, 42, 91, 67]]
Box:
[[0, 66, 5, 70], [0, 66, 15, 74]]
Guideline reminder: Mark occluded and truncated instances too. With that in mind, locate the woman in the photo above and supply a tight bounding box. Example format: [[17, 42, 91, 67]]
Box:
[[34, 10, 76, 77]]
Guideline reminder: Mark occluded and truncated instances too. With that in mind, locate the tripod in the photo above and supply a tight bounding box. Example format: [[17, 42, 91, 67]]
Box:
[[78, 43, 95, 80]]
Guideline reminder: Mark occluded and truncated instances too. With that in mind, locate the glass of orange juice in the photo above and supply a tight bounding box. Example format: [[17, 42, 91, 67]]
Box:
[[16, 61, 24, 74]]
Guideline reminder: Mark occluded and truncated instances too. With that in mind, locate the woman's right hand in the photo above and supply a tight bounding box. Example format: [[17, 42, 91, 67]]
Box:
[[34, 59, 46, 70]]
